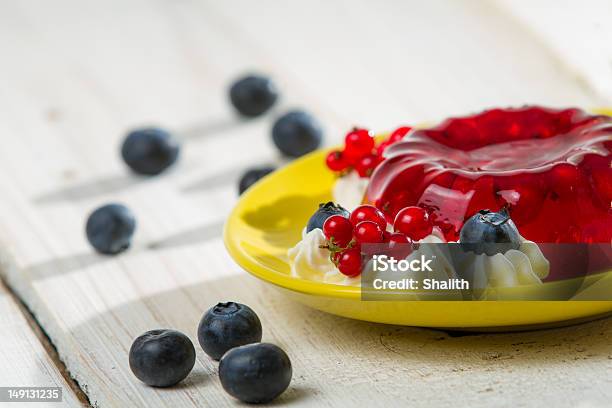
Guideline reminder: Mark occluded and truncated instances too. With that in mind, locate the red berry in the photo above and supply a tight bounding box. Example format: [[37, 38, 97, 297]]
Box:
[[350, 205, 387, 231], [323, 215, 353, 247], [393, 206, 433, 241], [325, 150, 349, 172], [344, 128, 374, 161], [376, 127, 410, 156], [355, 154, 381, 177], [336, 247, 362, 277], [376, 141, 391, 156], [387, 232, 413, 259], [389, 126, 412, 143], [382, 230, 392, 242], [353, 221, 384, 244], [388, 232, 410, 244]]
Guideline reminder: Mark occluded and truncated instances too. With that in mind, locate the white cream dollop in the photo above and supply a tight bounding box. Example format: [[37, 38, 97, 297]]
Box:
[[332, 171, 368, 211], [288, 228, 359, 285], [452, 240, 548, 299]]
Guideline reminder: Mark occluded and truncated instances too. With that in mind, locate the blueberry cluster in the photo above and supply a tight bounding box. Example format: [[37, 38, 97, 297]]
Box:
[[231, 73, 324, 195], [129, 302, 292, 404], [82, 72, 318, 403], [85, 73, 324, 254]]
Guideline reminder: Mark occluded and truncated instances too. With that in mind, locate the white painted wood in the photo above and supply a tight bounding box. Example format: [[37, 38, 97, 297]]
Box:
[[0, 281, 83, 407], [497, 0, 612, 103], [0, 0, 610, 407]]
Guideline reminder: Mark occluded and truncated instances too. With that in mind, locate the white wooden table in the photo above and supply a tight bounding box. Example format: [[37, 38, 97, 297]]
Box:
[[0, 1, 611, 407]]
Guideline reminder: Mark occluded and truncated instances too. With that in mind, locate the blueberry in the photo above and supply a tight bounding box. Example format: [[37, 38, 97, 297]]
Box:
[[229, 75, 278, 117], [272, 110, 323, 157], [459, 209, 520, 256], [219, 343, 292, 404], [238, 166, 276, 195], [129, 329, 195, 387], [306, 202, 350, 233], [121, 128, 180, 175], [197, 302, 262, 360], [85, 203, 136, 255]]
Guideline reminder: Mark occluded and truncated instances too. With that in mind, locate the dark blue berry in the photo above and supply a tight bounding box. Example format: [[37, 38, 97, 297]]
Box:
[[219, 343, 292, 404], [238, 166, 275, 195], [121, 128, 180, 175], [129, 329, 195, 387], [272, 110, 323, 157], [229, 75, 278, 117], [459, 209, 520, 256], [197, 302, 262, 361], [306, 202, 349, 233], [85, 203, 136, 255]]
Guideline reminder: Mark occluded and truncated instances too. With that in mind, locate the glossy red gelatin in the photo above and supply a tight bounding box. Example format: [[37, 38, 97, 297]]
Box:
[[366, 106, 612, 243]]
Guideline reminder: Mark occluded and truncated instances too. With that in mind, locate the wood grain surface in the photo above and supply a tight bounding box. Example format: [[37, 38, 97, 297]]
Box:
[[0, 280, 83, 406], [0, 1, 610, 407]]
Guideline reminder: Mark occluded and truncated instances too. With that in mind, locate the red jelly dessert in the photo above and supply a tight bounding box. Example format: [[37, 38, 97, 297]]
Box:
[[366, 106, 612, 243]]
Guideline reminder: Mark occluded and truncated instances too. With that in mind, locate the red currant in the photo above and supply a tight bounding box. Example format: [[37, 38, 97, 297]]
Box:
[[353, 221, 384, 244], [382, 230, 392, 242], [354, 154, 381, 177], [388, 232, 411, 244], [376, 140, 391, 156], [325, 150, 349, 172], [387, 232, 413, 259], [393, 206, 433, 241], [350, 205, 387, 231], [375, 127, 411, 159], [389, 126, 412, 143], [336, 247, 362, 277], [323, 215, 353, 247], [344, 128, 374, 161]]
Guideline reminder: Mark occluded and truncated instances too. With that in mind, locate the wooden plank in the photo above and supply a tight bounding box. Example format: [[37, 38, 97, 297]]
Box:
[[0, 0, 610, 407], [497, 0, 612, 103], [0, 280, 84, 407]]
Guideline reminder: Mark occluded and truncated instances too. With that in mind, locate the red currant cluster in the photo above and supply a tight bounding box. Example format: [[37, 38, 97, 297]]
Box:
[[325, 126, 412, 177], [321, 204, 433, 277]]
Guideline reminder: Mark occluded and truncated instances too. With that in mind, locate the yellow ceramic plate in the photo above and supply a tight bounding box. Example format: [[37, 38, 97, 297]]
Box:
[[224, 115, 612, 330]]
